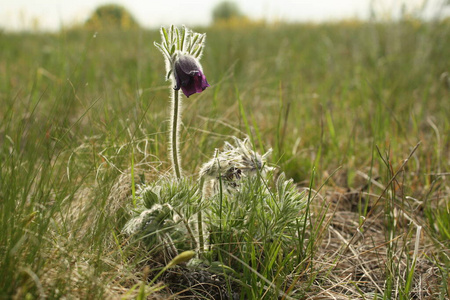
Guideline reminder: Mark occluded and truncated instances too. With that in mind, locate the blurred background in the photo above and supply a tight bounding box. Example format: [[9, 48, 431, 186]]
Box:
[[1, 0, 449, 31]]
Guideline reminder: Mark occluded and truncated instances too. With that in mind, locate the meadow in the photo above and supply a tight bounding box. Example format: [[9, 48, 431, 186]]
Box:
[[0, 19, 449, 299]]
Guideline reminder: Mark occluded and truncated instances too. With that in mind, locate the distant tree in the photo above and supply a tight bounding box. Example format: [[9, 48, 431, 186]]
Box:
[[212, 1, 243, 23], [85, 4, 139, 30]]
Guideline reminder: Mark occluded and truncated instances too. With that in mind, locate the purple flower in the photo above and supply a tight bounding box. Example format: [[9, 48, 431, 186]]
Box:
[[173, 54, 210, 98]]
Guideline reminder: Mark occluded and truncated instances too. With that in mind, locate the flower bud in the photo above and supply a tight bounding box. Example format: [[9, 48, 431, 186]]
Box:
[[173, 54, 210, 98], [165, 250, 196, 268]]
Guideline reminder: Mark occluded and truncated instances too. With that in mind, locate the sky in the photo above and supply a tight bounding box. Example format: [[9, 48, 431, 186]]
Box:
[[0, 0, 448, 31]]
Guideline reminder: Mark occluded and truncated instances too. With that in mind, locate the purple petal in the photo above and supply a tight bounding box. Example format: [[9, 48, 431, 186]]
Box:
[[181, 85, 197, 98], [177, 55, 200, 74], [200, 73, 210, 90]]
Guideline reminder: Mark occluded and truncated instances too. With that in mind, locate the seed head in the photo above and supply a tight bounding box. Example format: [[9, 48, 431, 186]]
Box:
[[199, 137, 273, 195]]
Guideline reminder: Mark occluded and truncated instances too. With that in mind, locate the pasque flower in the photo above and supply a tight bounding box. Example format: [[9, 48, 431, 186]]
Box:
[[154, 25, 210, 99], [154, 25, 210, 179], [173, 54, 210, 98]]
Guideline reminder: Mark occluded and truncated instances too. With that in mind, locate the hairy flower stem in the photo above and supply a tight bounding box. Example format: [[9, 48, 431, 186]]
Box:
[[171, 89, 182, 179], [197, 177, 205, 253]]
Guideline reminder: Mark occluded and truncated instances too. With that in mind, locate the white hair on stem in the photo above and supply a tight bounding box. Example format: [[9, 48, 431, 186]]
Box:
[[169, 88, 183, 178]]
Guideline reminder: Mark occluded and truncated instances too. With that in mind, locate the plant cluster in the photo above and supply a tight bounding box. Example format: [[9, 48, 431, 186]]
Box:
[[121, 25, 310, 298]]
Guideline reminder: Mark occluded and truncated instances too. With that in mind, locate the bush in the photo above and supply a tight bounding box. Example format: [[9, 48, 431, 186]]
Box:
[[212, 1, 243, 23], [85, 4, 139, 30]]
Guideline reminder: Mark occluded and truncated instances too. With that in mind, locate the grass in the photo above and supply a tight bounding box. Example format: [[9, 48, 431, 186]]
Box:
[[0, 18, 449, 299]]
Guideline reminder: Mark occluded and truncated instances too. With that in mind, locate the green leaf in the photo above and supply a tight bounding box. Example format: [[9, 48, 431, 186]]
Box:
[[142, 189, 159, 209], [154, 42, 170, 60], [189, 34, 199, 52], [166, 69, 173, 80], [161, 27, 169, 44], [276, 172, 287, 201], [193, 45, 203, 58], [197, 34, 205, 46], [180, 26, 186, 52], [176, 27, 181, 51], [170, 24, 175, 43]]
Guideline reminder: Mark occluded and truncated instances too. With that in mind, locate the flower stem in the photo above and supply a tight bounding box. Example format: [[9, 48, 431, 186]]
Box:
[[197, 177, 205, 253], [171, 89, 182, 179]]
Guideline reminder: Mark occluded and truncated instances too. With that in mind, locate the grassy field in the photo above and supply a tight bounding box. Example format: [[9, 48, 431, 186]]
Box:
[[1, 19, 449, 299]]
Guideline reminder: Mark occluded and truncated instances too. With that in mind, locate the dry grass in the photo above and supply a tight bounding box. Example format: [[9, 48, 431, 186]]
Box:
[[47, 163, 447, 299]]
